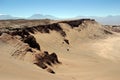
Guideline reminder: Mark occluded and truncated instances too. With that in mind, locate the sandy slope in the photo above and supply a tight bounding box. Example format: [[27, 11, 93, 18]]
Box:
[[1, 32, 120, 80], [54, 34, 120, 80]]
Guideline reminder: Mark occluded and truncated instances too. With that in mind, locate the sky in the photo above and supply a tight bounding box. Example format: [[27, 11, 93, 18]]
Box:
[[0, 0, 120, 18]]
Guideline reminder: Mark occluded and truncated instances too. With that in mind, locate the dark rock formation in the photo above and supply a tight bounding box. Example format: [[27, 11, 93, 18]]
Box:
[[1, 28, 41, 50], [64, 39, 69, 45], [23, 35, 41, 50], [34, 51, 61, 73], [49, 53, 61, 64], [0, 22, 66, 37], [35, 23, 66, 37], [67, 48, 69, 51], [60, 19, 95, 28], [34, 62, 48, 69], [10, 28, 30, 38], [46, 68, 55, 74], [24, 27, 35, 34], [0, 31, 2, 36], [1, 19, 97, 38]]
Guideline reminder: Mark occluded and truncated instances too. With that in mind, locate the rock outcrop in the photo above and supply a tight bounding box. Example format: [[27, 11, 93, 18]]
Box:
[[60, 19, 95, 28], [34, 51, 61, 74]]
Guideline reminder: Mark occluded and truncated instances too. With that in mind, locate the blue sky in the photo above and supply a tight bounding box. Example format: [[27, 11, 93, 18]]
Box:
[[0, 0, 120, 18]]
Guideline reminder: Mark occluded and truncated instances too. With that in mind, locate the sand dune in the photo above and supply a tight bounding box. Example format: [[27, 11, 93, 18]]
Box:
[[0, 19, 120, 80]]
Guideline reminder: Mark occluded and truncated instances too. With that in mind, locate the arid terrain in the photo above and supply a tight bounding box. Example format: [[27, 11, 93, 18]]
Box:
[[0, 19, 120, 80]]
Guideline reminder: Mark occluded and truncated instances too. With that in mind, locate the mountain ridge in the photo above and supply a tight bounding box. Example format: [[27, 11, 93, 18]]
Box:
[[0, 14, 120, 25]]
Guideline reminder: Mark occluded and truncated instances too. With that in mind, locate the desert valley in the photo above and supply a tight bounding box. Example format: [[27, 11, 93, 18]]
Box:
[[0, 19, 120, 80]]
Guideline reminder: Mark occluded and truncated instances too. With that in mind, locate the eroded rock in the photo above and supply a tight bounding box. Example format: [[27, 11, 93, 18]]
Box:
[[34, 51, 61, 73], [23, 35, 41, 50]]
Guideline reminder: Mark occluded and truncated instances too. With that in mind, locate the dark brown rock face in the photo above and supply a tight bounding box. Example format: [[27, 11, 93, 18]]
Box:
[[46, 68, 55, 74], [34, 23, 66, 37], [60, 19, 95, 28], [35, 51, 61, 66], [34, 51, 61, 74], [0, 28, 41, 50], [23, 35, 41, 50], [10, 29, 30, 38], [64, 39, 69, 45]]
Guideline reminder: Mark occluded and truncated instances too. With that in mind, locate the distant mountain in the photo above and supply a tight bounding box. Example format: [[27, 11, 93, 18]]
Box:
[[94, 15, 120, 25], [28, 14, 58, 20], [0, 14, 58, 20], [0, 14, 120, 25], [0, 15, 19, 20], [75, 15, 120, 25]]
